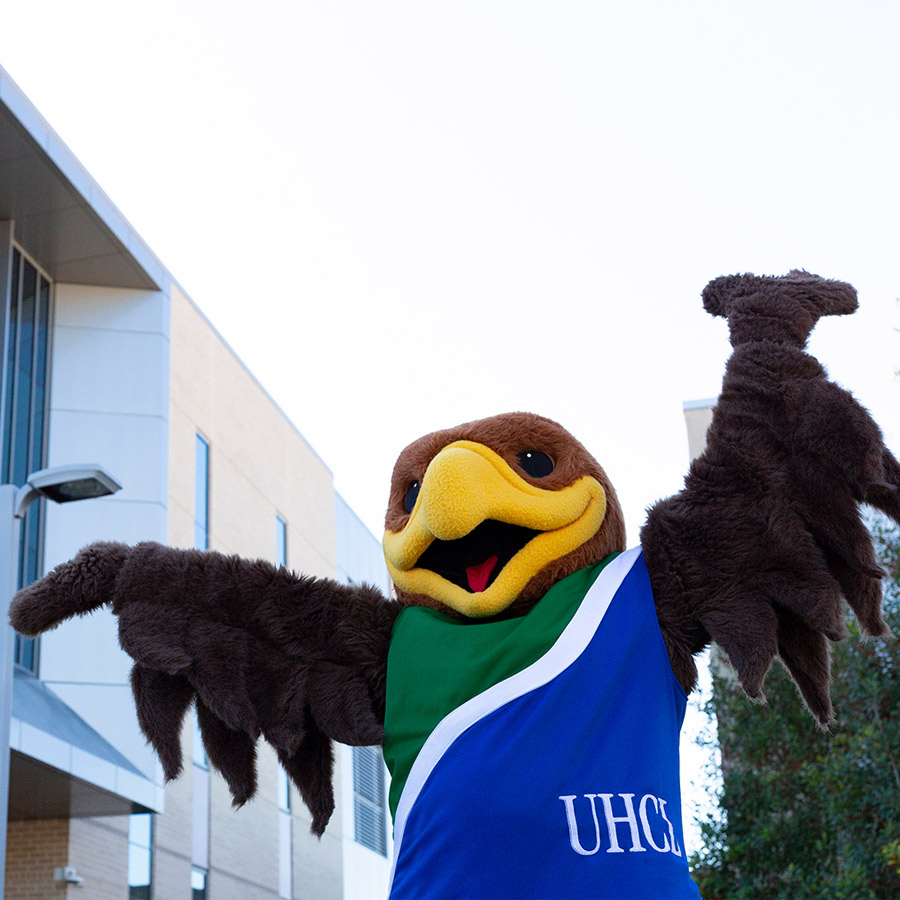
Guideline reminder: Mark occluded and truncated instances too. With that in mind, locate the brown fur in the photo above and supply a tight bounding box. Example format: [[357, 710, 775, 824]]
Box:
[[642, 270, 898, 723], [11, 541, 400, 836], [10, 269, 897, 835]]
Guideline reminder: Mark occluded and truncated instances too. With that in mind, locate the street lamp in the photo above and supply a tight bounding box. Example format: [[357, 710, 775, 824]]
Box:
[[0, 464, 122, 900]]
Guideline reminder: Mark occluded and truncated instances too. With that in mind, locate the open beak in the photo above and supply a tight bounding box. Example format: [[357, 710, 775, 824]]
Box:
[[383, 440, 607, 617]]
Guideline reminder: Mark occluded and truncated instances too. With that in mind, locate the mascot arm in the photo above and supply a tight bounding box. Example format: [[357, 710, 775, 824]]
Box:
[[10, 541, 401, 835], [641, 271, 900, 724]]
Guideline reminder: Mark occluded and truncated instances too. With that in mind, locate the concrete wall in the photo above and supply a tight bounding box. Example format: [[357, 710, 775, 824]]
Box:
[[335, 494, 393, 900], [163, 284, 343, 899], [38, 282, 171, 786], [167, 284, 334, 573], [9, 279, 349, 900]]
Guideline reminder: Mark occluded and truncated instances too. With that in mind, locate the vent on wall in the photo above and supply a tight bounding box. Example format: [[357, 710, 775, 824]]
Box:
[[352, 745, 387, 856]]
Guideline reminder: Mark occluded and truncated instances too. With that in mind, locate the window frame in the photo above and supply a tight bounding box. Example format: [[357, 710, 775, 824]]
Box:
[[4, 244, 53, 675]]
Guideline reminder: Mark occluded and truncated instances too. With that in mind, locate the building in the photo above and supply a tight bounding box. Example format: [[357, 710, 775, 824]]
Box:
[[1, 64, 391, 900]]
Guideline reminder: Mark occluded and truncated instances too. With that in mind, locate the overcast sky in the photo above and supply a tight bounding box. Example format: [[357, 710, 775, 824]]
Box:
[[2, 0, 897, 546], [4, 0, 899, 847]]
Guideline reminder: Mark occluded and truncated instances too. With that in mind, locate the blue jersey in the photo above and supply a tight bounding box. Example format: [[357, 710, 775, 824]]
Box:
[[388, 548, 701, 899]]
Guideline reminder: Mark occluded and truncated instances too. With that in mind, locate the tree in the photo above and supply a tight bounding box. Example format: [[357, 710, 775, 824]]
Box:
[[691, 523, 900, 899]]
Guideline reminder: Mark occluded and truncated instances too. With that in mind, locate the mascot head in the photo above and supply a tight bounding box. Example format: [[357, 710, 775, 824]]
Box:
[[383, 412, 626, 618]]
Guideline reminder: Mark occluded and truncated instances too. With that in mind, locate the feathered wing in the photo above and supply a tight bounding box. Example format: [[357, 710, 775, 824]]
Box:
[[10, 541, 402, 835], [642, 271, 899, 724]]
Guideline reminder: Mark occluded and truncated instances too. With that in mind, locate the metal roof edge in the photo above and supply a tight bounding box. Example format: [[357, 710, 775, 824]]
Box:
[[0, 64, 170, 293]]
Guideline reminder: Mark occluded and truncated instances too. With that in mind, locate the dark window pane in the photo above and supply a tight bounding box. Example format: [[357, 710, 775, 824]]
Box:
[[4, 254, 51, 685], [3, 249, 20, 481], [14, 634, 36, 671], [30, 276, 50, 474], [12, 258, 36, 486], [21, 498, 41, 588]]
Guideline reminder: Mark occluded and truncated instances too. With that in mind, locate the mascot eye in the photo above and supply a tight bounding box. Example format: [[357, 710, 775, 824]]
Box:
[[404, 480, 421, 514], [517, 451, 554, 478]]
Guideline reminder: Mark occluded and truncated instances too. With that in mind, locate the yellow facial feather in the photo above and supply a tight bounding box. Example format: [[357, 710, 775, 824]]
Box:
[[383, 441, 607, 617]]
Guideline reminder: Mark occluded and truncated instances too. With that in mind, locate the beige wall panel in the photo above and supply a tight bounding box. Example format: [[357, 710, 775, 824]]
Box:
[[6, 818, 69, 900], [167, 402, 199, 549], [153, 719, 195, 900], [152, 847, 192, 900], [66, 816, 128, 900], [293, 827, 343, 900], [167, 286, 335, 578], [208, 749, 279, 896], [166, 285, 344, 898], [292, 765, 343, 900]]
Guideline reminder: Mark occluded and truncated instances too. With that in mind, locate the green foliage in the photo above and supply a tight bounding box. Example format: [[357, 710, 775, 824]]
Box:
[[691, 524, 900, 899]]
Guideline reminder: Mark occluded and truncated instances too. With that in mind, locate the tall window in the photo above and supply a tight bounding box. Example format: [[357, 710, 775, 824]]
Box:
[[191, 707, 210, 889], [276, 515, 287, 568], [194, 434, 210, 550], [190, 867, 207, 900], [127, 813, 153, 900], [2, 246, 52, 674], [277, 767, 292, 900], [352, 745, 387, 856], [192, 709, 208, 769]]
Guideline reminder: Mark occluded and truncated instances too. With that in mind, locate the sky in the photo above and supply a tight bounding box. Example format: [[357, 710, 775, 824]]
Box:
[[2, 0, 899, 846], [2, 0, 897, 547]]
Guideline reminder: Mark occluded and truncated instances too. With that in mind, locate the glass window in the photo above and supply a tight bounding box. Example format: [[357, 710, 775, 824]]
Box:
[[194, 434, 210, 550], [276, 515, 287, 568], [352, 745, 387, 856], [277, 766, 291, 812], [190, 867, 207, 900], [1, 246, 19, 480], [278, 808, 292, 900], [3, 247, 52, 675], [127, 813, 153, 900], [192, 708, 208, 769]]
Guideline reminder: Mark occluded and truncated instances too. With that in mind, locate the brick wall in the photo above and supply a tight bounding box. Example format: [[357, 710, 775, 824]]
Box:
[[66, 816, 129, 900], [6, 818, 68, 900]]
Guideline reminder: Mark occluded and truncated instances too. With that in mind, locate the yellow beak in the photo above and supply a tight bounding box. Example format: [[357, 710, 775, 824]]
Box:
[[383, 440, 607, 617]]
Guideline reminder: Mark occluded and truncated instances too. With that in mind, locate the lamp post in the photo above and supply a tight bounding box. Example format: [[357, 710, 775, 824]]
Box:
[[0, 464, 121, 900]]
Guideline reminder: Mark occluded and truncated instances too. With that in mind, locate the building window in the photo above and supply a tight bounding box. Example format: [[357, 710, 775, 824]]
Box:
[[277, 766, 291, 812], [127, 813, 153, 900], [194, 434, 210, 550], [3, 246, 52, 674], [192, 708, 208, 769], [277, 766, 293, 899], [352, 745, 387, 856], [276, 515, 287, 568], [190, 866, 207, 900]]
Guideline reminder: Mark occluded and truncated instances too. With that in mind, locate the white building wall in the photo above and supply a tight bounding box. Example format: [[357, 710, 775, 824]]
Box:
[[335, 494, 394, 900], [37, 282, 171, 787]]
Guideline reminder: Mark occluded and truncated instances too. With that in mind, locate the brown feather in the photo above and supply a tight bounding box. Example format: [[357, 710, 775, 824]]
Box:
[[11, 540, 400, 833], [644, 270, 898, 723]]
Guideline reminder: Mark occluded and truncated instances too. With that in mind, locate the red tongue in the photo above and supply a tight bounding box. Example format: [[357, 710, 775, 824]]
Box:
[[466, 556, 499, 593]]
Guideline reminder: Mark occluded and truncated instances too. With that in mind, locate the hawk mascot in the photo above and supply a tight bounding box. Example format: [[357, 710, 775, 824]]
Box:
[[12, 271, 900, 899]]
